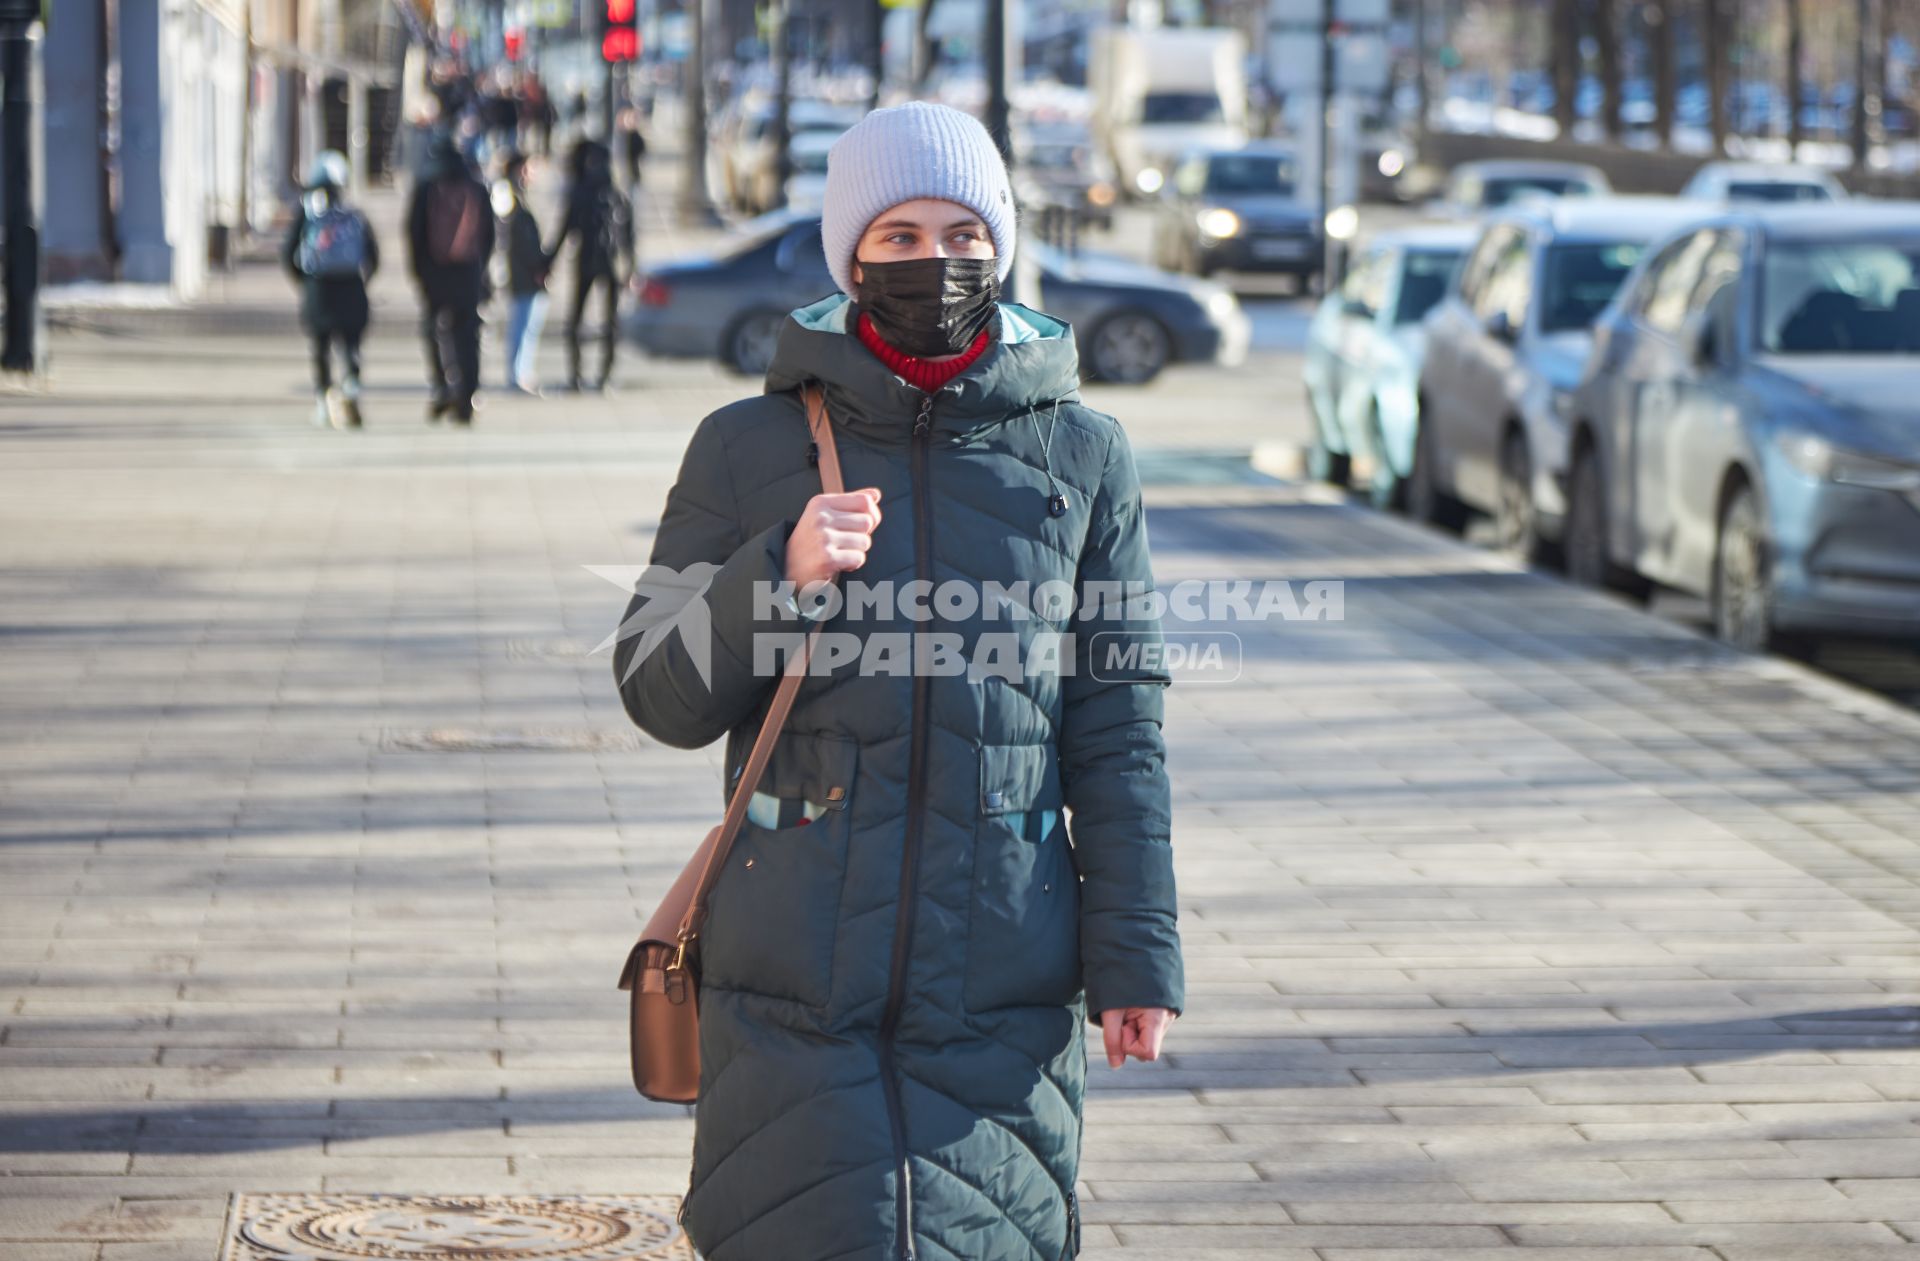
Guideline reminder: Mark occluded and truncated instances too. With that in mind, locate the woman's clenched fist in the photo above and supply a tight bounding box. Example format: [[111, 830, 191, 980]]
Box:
[[784, 488, 883, 591]]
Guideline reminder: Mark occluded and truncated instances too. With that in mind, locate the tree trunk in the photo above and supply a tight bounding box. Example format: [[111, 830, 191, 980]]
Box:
[[1650, 0, 1676, 147], [1595, 0, 1623, 141], [1850, 0, 1872, 168], [1413, 0, 1430, 139], [1785, 0, 1805, 152], [1553, 0, 1581, 137], [1705, 0, 1730, 154]]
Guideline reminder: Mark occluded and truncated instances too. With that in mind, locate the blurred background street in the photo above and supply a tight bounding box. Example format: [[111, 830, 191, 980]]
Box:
[[4, 0, 1920, 1257]]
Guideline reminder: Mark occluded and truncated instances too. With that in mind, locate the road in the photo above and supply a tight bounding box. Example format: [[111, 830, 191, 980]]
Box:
[[7, 188, 1920, 1259]]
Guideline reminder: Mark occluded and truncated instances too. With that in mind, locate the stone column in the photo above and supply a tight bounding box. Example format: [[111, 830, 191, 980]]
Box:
[[42, 0, 110, 281], [116, 0, 173, 285]]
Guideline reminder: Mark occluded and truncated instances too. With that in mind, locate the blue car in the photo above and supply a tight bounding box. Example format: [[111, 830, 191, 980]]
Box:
[[1562, 202, 1920, 650]]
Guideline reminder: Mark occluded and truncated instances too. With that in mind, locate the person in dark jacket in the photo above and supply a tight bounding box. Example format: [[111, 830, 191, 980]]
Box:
[[546, 139, 633, 393], [611, 102, 1182, 1261], [407, 130, 496, 424], [496, 153, 549, 395], [283, 151, 378, 429]]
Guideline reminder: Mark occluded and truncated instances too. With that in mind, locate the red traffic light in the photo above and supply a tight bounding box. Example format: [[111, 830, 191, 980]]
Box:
[[602, 28, 639, 61], [504, 28, 525, 60]]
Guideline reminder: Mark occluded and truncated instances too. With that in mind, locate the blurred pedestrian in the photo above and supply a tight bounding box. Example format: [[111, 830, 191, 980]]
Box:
[[547, 139, 633, 393], [407, 130, 495, 424], [496, 153, 549, 395], [616, 106, 647, 192], [282, 150, 378, 430]]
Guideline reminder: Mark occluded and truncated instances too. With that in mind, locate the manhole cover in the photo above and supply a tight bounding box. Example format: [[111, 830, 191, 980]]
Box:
[[377, 728, 646, 753], [221, 1193, 693, 1260]]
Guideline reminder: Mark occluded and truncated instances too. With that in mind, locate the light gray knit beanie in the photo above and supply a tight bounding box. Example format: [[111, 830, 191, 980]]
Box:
[[821, 101, 1017, 299]]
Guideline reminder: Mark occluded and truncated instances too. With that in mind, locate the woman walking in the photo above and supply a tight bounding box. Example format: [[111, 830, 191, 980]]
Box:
[[613, 102, 1183, 1261]]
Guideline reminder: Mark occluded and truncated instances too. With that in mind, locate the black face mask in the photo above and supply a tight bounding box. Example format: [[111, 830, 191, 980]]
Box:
[[856, 256, 1000, 359]]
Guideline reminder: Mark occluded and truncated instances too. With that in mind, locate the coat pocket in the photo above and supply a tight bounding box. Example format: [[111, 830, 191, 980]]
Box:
[[964, 742, 1082, 1013], [699, 733, 857, 1007]]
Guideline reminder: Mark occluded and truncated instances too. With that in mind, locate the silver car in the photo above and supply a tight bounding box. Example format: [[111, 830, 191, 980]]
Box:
[[1679, 161, 1847, 205], [1303, 225, 1475, 507], [1436, 159, 1611, 215], [1562, 202, 1920, 650], [1412, 197, 1710, 555]]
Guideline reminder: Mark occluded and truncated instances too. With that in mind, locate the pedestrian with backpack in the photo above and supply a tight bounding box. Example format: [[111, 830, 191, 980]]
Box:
[[282, 151, 379, 429], [495, 152, 550, 395], [407, 130, 496, 424], [547, 139, 633, 393]]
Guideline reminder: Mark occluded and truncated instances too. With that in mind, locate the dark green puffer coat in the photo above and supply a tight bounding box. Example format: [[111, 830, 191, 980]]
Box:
[[613, 293, 1184, 1261]]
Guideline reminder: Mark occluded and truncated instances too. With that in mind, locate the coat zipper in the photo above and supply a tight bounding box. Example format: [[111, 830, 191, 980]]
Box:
[[880, 389, 937, 1261]]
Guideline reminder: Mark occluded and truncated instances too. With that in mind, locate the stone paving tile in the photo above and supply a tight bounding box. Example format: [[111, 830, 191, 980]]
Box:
[[8, 307, 1920, 1260]]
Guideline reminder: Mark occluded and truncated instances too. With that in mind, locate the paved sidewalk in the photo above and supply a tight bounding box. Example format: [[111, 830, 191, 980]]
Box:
[[4, 300, 1920, 1261]]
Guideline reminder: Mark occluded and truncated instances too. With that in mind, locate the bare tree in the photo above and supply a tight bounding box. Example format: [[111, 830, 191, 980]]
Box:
[[1852, 0, 1871, 167], [1705, 0, 1730, 154], [1786, 0, 1805, 151], [1594, 0, 1623, 140], [1553, 0, 1581, 137], [1649, 0, 1676, 147]]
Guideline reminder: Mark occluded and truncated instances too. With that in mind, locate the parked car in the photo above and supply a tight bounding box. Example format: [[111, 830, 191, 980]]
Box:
[[1412, 196, 1710, 553], [1679, 161, 1847, 205], [1150, 143, 1320, 287], [1303, 225, 1476, 507], [722, 99, 861, 215], [629, 213, 1248, 383], [1435, 159, 1611, 215], [1561, 202, 1920, 650], [1014, 124, 1120, 230]]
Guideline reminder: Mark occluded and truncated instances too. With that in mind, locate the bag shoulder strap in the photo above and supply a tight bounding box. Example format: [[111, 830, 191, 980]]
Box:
[[674, 384, 842, 944]]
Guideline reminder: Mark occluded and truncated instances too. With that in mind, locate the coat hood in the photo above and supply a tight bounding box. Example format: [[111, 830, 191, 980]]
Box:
[[764, 293, 1084, 447]]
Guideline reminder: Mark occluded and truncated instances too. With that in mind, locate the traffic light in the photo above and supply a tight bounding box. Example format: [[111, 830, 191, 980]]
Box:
[[504, 26, 525, 61], [602, 0, 639, 62]]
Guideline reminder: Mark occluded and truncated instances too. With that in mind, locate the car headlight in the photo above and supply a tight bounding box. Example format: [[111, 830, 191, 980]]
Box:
[[1377, 148, 1406, 178], [1135, 167, 1164, 195], [1777, 432, 1920, 490], [1204, 287, 1240, 322], [1197, 207, 1241, 239], [1087, 181, 1116, 208]]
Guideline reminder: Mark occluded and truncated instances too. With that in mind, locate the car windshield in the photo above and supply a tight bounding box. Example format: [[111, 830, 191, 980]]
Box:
[[1394, 248, 1465, 324], [1206, 155, 1293, 195], [1539, 241, 1647, 332], [1141, 92, 1223, 124], [1483, 176, 1591, 207], [1761, 238, 1920, 354], [1725, 180, 1832, 203]]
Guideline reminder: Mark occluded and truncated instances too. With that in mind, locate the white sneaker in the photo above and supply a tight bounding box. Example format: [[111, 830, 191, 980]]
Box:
[[311, 395, 332, 428]]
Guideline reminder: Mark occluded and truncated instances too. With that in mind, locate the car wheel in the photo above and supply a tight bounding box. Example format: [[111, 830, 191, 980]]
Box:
[[723, 309, 785, 376], [1711, 484, 1791, 654], [1495, 428, 1555, 566], [1564, 447, 1651, 600], [1087, 312, 1172, 385], [1406, 408, 1468, 532], [1366, 406, 1405, 512]]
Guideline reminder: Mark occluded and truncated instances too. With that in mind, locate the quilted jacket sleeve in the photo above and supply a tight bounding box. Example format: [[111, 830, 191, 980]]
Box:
[[1061, 419, 1185, 1025], [612, 412, 803, 750]]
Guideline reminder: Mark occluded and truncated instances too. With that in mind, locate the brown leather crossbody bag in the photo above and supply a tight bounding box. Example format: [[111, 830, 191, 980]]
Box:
[[617, 385, 844, 1103]]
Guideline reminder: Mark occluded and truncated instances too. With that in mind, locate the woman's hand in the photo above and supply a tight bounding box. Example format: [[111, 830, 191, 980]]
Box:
[[1099, 1007, 1175, 1068], [784, 488, 883, 590]]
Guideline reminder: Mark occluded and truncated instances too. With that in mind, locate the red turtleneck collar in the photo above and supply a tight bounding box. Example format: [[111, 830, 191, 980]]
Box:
[[855, 312, 992, 393]]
